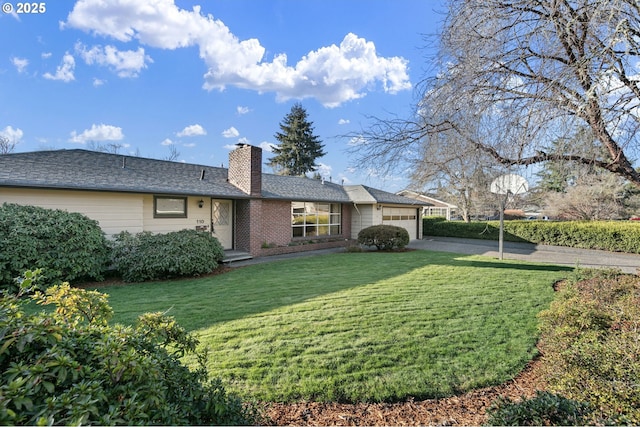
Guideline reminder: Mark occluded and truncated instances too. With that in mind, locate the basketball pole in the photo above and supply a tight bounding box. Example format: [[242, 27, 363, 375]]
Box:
[[498, 192, 509, 260], [490, 173, 528, 262]]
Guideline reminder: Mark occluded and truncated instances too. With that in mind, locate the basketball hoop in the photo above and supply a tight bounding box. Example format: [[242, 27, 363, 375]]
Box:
[[490, 174, 529, 260]]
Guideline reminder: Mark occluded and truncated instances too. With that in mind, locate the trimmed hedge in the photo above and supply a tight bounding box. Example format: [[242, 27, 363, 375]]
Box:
[[0, 203, 110, 289], [110, 229, 225, 282], [423, 218, 640, 253], [357, 225, 410, 251]]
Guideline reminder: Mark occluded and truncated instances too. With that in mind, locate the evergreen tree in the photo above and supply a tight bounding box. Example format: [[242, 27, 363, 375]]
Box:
[[268, 103, 326, 176]]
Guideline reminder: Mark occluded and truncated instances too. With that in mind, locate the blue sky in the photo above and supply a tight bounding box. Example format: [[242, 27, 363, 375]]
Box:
[[1, 0, 446, 192]]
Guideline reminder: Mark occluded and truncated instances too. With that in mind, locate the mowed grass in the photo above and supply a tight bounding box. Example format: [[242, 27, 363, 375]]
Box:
[[97, 250, 570, 403]]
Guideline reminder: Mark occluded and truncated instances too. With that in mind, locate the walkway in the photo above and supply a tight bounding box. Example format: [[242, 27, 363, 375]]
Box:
[[229, 237, 640, 274], [411, 236, 640, 274]]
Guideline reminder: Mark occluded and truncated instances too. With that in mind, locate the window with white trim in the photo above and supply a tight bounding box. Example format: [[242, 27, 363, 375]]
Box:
[[292, 202, 341, 237], [154, 196, 187, 218]]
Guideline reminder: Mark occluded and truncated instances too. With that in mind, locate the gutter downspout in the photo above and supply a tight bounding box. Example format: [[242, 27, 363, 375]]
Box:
[[353, 203, 362, 240]]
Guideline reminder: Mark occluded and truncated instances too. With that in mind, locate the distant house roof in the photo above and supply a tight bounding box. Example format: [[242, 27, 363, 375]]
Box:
[[347, 185, 426, 205], [396, 190, 458, 208], [0, 149, 426, 206]]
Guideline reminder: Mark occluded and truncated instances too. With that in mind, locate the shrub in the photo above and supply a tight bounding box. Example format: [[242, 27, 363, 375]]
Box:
[[486, 391, 593, 426], [110, 229, 225, 282], [421, 217, 640, 253], [0, 203, 110, 290], [357, 225, 410, 251], [537, 269, 640, 423], [0, 271, 258, 425]]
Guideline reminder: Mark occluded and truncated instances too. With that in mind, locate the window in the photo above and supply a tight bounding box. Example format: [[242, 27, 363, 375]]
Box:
[[292, 202, 341, 238], [154, 196, 187, 218]]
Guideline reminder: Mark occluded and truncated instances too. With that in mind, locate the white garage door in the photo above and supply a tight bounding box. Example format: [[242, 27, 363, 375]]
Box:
[[382, 207, 418, 240]]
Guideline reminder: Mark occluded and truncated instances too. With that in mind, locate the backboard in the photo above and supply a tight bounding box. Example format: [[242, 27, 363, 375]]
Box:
[[490, 174, 529, 195]]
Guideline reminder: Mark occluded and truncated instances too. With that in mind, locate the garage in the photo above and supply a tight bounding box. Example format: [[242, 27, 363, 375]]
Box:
[[382, 206, 419, 240]]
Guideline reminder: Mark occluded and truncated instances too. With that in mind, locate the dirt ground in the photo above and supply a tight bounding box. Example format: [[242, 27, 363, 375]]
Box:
[[263, 358, 546, 426]]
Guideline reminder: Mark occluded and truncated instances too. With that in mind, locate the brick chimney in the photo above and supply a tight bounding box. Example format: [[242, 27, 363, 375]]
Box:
[[228, 144, 262, 197]]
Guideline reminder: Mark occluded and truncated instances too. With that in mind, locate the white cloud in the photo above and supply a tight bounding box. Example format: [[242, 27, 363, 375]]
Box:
[[348, 135, 366, 146], [177, 124, 206, 137], [221, 126, 239, 138], [237, 105, 250, 115], [63, 0, 410, 107], [237, 137, 249, 145], [315, 162, 332, 178], [338, 174, 352, 185], [0, 125, 24, 144], [41, 52, 52, 59], [43, 53, 75, 82], [69, 123, 123, 143], [223, 144, 238, 150], [183, 142, 196, 147], [11, 57, 28, 73], [76, 43, 152, 77], [161, 138, 174, 146], [338, 118, 350, 125], [259, 141, 275, 152], [93, 77, 105, 87]]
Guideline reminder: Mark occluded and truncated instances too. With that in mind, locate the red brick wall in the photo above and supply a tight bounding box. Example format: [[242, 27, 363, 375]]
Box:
[[260, 200, 293, 247], [251, 201, 355, 257], [234, 199, 252, 252], [257, 239, 355, 257], [225, 145, 357, 257], [228, 145, 262, 197], [235, 199, 269, 254]]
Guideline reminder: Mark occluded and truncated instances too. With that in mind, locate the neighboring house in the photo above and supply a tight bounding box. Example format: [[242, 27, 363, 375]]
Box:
[[396, 190, 458, 220], [0, 145, 426, 259]]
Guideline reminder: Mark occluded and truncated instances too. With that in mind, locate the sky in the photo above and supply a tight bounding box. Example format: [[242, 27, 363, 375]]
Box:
[[1, 0, 447, 192]]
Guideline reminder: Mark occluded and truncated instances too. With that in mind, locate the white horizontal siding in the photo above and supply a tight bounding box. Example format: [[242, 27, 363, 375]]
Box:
[[351, 204, 378, 239], [142, 195, 213, 234], [1, 188, 143, 236]]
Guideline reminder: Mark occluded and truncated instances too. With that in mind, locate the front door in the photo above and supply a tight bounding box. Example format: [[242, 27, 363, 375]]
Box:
[[211, 199, 233, 249]]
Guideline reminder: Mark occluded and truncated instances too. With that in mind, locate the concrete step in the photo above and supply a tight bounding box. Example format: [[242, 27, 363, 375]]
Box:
[[222, 250, 253, 264]]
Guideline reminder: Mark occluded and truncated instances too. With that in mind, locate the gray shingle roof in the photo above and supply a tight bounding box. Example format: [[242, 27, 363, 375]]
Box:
[[0, 149, 248, 197], [0, 149, 427, 206]]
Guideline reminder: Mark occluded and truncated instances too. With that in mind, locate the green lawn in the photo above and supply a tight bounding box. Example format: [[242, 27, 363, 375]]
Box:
[[96, 250, 570, 403]]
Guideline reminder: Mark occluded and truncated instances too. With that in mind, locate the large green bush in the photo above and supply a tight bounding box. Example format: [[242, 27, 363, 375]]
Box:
[[537, 269, 640, 423], [357, 225, 410, 251], [111, 229, 224, 282], [0, 271, 258, 425], [0, 203, 110, 289]]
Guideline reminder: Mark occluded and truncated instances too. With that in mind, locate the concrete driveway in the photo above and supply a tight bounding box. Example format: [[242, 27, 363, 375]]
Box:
[[411, 236, 640, 274]]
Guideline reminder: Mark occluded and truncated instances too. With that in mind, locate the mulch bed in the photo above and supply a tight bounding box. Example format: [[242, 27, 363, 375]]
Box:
[[263, 358, 546, 426]]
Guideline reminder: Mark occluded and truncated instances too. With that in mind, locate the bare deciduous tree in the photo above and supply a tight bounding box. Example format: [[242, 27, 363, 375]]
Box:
[[86, 141, 123, 154], [351, 0, 640, 188], [543, 173, 627, 220], [163, 144, 180, 161], [0, 136, 16, 154]]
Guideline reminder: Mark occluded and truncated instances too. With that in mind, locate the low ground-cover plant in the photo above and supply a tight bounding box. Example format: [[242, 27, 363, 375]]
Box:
[[0, 203, 110, 290], [110, 229, 224, 282], [100, 251, 567, 403], [486, 391, 594, 426], [357, 224, 410, 250], [0, 270, 257, 425], [537, 268, 640, 423]]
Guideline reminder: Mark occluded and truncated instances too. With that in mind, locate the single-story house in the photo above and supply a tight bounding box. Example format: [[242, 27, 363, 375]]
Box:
[[0, 145, 426, 259], [396, 190, 458, 220]]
